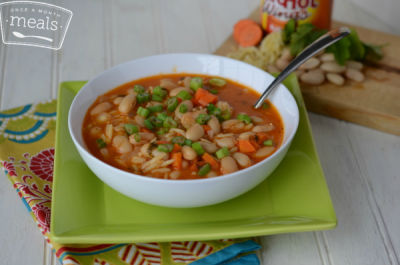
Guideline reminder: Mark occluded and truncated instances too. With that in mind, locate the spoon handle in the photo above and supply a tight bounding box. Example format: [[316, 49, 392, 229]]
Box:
[[254, 27, 351, 109]]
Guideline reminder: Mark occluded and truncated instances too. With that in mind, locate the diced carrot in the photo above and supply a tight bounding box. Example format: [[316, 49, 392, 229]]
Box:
[[194, 88, 218, 106], [141, 128, 152, 133], [233, 19, 258, 43], [189, 162, 198, 172], [238, 139, 256, 153], [156, 140, 169, 145], [172, 143, 181, 152], [256, 132, 269, 143], [172, 152, 182, 170], [250, 138, 260, 149], [203, 125, 211, 132], [202, 153, 219, 170], [235, 22, 263, 47]]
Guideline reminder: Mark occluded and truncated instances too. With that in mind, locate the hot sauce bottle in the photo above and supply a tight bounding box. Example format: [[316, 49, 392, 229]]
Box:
[[261, 0, 333, 32]]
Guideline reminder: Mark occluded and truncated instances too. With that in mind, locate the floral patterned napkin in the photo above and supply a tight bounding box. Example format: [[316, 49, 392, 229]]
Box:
[[0, 98, 260, 265]]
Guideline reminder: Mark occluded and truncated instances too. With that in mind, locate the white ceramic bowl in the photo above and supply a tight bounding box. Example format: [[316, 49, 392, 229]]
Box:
[[68, 53, 299, 208]]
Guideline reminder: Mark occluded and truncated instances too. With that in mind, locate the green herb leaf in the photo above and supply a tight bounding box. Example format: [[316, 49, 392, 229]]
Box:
[[282, 19, 296, 44], [363, 43, 384, 62]]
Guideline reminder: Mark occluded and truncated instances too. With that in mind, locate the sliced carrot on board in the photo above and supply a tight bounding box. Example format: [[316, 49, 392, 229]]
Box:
[[194, 88, 218, 106], [172, 152, 182, 170], [233, 19, 258, 43], [238, 139, 256, 153], [235, 23, 263, 47], [202, 153, 219, 170]]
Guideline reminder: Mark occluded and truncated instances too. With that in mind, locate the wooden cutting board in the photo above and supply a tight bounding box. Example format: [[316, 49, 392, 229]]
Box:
[[214, 9, 400, 136]]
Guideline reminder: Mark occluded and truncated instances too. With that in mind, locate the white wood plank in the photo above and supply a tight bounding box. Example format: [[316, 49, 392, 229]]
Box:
[[109, 0, 160, 65], [260, 232, 324, 265], [156, 0, 211, 53], [0, 3, 54, 265], [308, 113, 392, 265], [46, 1, 109, 264], [333, 0, 396, 35], [0, 172, 45, 265], [345, 123, 400, 264], [53, 0, 108, 81], [0, 46, 53, 109], [347, 0, 400, 35]]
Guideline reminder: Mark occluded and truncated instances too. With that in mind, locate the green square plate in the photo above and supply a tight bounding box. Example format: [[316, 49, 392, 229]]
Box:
[[50, 75, 336, 244]]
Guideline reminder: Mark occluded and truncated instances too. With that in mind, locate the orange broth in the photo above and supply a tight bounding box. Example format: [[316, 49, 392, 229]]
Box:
[[82, 73, 284, 179]]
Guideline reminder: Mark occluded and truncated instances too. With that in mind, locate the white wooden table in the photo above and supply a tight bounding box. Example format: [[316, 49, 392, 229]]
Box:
[[1, 0, 399, 264]]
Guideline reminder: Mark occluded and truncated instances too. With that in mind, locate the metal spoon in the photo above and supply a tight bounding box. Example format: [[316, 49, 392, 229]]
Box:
[[12, 31, 53, 43], [254, 27, 351, 109]]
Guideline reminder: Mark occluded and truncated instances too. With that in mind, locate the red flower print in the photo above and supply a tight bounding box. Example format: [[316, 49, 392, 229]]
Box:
[[29, 148, 54, 182], [3, 161, 17, 177], [32, 204, 51, 231]]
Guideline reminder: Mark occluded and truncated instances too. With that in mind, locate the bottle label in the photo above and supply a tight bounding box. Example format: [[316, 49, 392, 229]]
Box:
[[261, 0, 331, 32]]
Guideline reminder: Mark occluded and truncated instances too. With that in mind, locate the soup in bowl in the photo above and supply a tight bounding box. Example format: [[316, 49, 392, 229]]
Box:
[[68, 53, 299, 207]]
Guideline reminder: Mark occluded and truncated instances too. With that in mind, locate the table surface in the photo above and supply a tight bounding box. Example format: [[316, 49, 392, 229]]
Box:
[[1, 0, 399, 264]]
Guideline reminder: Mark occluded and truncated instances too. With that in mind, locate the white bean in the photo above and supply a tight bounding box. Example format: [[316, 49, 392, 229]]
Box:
[[118, 94, 136, 114], [170, 87, 192, 97], [233, 152, 251, 167], [140, 143, 151, 157], [170, 171, 181, 179], [129, 132, 155, 144], [112, 135, 132, 154], [160, 78, 177, 90], [252, 124, 275, 132], [200, 141, 218, 153], [181, 112, 196, 129], [275, 57, 290, 71], [250, 116, 263, 124], [266, 65, 280, 74], [90, 126, 102, 136], [320, 62, 346, 73], [299, 57, 320, 70], [182, 146, 197, 160], [183, 77, 191, 88], [326, 73, 345, 86], [220, 156, 238, 175], [186, 123, 204, 141], [207, 171, 218, 178], [96, 112, 111, 123], [319, 53, 335, 62], [90, 102, 112, 116], [253, 146, 275, 158], [100, 148, 109, 157], [113, 97, 123, 105], [215, 137, 236, 148], [105, 124, 113, 140], [295, 69, 305, 78], [280, 47, 293, 61], [152, 149, 168, 159], [345, 68, 365, 82], [207, 116, 221, 134], [222, 119, 244, 132], [134, 115, 145, 127], [300, 69, 325, 85], [175, 100, 193, 119], [238, 131, 255, 140], [346, 60, 363, 70]]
